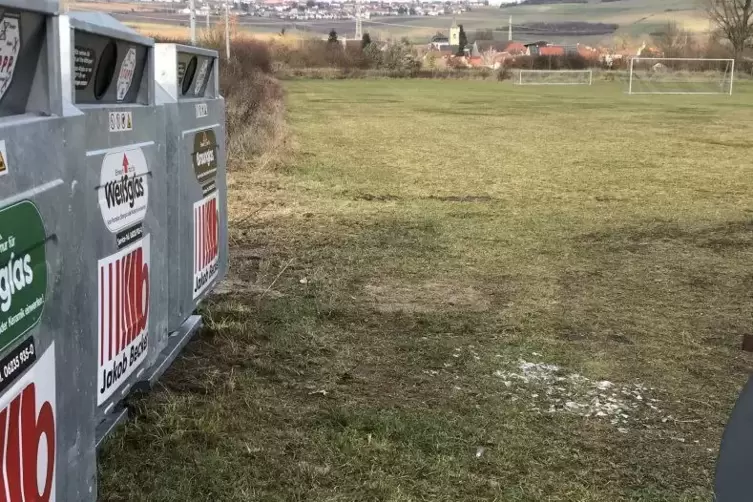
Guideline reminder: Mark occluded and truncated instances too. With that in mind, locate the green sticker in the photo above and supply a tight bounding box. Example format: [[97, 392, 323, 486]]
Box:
[[0, 201, 46, 353]]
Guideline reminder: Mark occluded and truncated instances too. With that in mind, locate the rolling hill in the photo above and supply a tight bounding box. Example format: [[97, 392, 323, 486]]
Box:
[[81, 0, 708, 46]]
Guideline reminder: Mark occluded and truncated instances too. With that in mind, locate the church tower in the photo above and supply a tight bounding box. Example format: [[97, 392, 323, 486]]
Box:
[[449, 17, 460, 46]]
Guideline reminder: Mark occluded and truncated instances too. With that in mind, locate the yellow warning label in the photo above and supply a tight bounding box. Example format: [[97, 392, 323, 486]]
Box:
[[0, 140, 7, 176]]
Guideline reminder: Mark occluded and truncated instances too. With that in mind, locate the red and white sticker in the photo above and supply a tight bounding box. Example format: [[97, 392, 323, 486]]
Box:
[[116, 47, 137, 102], [98, 146, 149, 233], [0, 14, 20, 102], [193, 193, 220, 299], [0, 343, 56, 502], [97, 236, 150, 405]]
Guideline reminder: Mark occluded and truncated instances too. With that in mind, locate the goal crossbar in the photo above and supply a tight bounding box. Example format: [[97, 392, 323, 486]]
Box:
[[628, 57, 735, 95]]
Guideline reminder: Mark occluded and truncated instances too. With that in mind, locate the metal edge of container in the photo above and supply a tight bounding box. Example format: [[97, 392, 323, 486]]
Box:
[[173, 44, 219, 60], [95, 406, 129, 449], [136, 315, 203, 391], [54, 14, 83, 117], [2, 0, 59, 14], [154, 44, 179, 102], [67, 11, 154, 48]]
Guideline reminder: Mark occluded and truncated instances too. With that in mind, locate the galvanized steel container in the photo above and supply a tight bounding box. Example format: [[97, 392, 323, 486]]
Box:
[[154, 44, 228, 335], [68, 13, 168, 429], [0, 1, 96, 500]]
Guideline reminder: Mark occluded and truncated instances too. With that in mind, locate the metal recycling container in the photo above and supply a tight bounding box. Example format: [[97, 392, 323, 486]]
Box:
[[154, 44, 228, 336], [0, 2, 97, 501], [68, 13, 168, 427], [716, 375, 753, 501]]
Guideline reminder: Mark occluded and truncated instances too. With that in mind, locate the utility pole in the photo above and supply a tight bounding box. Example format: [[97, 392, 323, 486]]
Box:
[[189, 0, 196, 45], [207, 9, 210, 30], [508, 15, 512, 41], [225, 0, 231, 59], [355, 0, 363, 40]]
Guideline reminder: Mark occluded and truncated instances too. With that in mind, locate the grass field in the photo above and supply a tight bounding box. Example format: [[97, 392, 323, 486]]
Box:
[[99, 79, 753, 501]]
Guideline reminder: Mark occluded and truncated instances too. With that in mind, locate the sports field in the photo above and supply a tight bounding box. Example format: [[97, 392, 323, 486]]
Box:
[[99, 79, 753, 501]]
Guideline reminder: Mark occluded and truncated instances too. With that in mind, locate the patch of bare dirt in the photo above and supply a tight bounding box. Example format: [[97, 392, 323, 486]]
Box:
[[364, 281, 490, 313]]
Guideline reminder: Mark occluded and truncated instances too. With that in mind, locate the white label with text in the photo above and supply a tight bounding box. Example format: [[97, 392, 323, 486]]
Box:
[[98, 147, 149, 233]]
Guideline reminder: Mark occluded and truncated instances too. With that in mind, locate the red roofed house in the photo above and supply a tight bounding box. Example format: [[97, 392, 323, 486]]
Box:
[[576, 44, 600, 61], [474, 40, 527, 56], [473, 41, 528, 68], [538, 45, 565, 57]]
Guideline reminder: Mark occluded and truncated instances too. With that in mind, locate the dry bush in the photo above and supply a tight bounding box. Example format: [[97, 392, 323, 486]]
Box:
[[182, 29, 289, 170], [277, 66, 497, 80], [270, 39, 370, 70], [506, 54, 591, 70], [224, 71, 289, 170]]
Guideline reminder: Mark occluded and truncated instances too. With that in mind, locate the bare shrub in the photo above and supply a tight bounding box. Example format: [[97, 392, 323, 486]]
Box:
[[190, 30, 289, 170]]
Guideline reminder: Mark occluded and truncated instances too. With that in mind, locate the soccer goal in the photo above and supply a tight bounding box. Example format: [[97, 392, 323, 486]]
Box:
[[628, 57, 735, 95], [515, 69, 593, 86]]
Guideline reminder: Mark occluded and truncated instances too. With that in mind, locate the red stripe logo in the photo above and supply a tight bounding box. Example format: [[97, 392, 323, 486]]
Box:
[[193, 194, 220, 300], [97, 236, 151, 405], [0, 346, 57, 502]]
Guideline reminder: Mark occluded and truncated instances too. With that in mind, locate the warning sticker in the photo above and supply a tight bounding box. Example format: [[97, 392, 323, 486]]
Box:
[[97, 236, 150, 405], [0, 140, 8, 177], [98, 147, 149, 233], [0, 13, 21, 102], [109, 111, 133, 133], [193, 59, 210, 96], [116, 47, 137, 102]]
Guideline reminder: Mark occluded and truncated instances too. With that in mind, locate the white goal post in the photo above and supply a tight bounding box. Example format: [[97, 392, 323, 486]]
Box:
[[628, 57, 735, 95], [515, 69, 593, 86]]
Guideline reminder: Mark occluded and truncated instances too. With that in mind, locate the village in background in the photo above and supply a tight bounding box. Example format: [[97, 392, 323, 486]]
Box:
[[66, 0, 735, 74]]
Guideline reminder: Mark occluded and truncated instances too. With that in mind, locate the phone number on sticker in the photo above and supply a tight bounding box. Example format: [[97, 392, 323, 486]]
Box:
[[3, 342, 33, 379]]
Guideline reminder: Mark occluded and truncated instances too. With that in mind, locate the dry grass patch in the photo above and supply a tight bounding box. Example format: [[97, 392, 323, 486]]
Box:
[[100, 79, 753, 501]]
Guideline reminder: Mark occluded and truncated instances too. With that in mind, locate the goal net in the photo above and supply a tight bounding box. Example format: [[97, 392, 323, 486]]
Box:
[[628, 58, 734, 95], [516, 69, 593, 85]]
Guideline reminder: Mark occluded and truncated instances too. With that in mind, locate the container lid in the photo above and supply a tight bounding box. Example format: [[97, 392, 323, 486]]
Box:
[[69, 12, 153, 105], [0, 3, 58, 118], [155, 44, 219, 102]]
